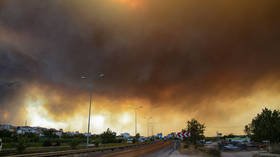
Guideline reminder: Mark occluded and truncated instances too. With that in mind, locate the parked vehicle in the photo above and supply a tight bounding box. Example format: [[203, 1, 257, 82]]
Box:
[[223, 144, 241, 151], [205, 141, 213, 144], [127, 138, 134, 143]]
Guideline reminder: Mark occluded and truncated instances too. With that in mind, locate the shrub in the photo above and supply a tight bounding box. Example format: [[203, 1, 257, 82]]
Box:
[[54, 140, 61, 146], [43, 139, 52, 147], [16, 139, 27, 153], [69, 140, 80, 149], [207, 148, 221, 157], [93, 138, 101, 147], [198, 147, 221, 157]]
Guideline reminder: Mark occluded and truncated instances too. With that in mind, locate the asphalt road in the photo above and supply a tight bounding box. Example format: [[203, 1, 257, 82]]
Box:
[[71, 141, 173, 157], [60, 142, 259, 157]]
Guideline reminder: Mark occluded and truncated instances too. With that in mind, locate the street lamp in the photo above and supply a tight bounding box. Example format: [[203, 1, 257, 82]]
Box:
[[144, 116, 152, 137], [134, 106, 142, 136], [81, 73, 104, 148]]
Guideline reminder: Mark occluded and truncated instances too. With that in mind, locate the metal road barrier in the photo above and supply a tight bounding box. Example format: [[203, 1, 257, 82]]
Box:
[[5, 142, 155, 157]]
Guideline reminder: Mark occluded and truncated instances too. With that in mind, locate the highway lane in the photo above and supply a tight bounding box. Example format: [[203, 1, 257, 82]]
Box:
[[142, 143, 175, 157], [87, 141, 173, 157]]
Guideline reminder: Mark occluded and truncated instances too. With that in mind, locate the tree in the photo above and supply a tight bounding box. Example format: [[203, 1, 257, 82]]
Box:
[[224, 133, 236, 139], [245, 108, 280, 143], [135, 133, 140, 140], [244, 124, 252, 136], [186, 119, 205, 144], [100, 128, 116, 144], [42, 129, 58, 138]]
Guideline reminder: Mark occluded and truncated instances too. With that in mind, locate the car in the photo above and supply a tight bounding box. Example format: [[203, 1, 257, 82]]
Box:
[[205, 141, 213, 144], [127, 138, 134, 144], [223, 144, 241, 151]]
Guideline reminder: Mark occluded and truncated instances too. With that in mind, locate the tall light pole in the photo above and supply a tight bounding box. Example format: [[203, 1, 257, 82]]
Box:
[[81, 73, 104, 148], [144, 116, 152, 137], [134, 106, 142, 136]]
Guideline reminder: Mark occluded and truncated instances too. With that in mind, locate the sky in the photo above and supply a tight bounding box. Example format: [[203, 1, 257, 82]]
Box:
[[0, 0, 280, 136]]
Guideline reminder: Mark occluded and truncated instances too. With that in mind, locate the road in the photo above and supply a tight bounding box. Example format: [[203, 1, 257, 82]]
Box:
[[64, 142, 258, 157], [97, 141, 173, 157], [67, 141, 176, 157]]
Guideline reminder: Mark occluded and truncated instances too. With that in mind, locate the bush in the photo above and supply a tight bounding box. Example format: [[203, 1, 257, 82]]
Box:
[[54, 140, 61, 146], [16, 139, 27, 153], [132, 138, 136, 143], [43, 140, 52, 147], [100, 129, 117, 144], [207, 149, 221, 157], [93, 138, 101, 147], [69, 140, 80, 149]]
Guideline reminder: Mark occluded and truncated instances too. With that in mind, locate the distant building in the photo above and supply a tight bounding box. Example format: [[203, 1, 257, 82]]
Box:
[[83, 132, 91, 137], [156, 133, 163, 139], [16, 126, 42, 135], [138, 136, 146, 142], [65, 131, 82, 136], [0, 124, 15, 132], [55, 131, 63, 137], [120, 133, 131, 139], [167, 132, 176, 139], [226, 137, 250, 143]]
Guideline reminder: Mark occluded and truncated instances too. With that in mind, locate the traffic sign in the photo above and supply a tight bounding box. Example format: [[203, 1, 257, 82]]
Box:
[[177, 131, 190, 138]]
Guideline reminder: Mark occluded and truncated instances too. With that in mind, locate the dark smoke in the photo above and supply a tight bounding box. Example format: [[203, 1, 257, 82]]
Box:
[[0, 0, 280, 123]]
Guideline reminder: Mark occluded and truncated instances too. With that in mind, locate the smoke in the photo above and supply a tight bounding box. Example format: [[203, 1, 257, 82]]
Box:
[[0, 0, 280, 135]]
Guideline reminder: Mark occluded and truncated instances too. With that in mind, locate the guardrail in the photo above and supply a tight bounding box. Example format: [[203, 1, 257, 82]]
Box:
[[5, 142, 154, 157]]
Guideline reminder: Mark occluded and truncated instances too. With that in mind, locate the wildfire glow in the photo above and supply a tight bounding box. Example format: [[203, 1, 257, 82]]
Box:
[[119, 113, 132, 124], [25, 98, 67, 129], [93, 115, 105, 129], [115, 0, 143, 9]]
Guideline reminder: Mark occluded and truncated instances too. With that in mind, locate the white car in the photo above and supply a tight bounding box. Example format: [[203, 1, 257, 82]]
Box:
[[127, 138, 134, 144], [223, 144, 240, 151], [205, 141, 213, 144]]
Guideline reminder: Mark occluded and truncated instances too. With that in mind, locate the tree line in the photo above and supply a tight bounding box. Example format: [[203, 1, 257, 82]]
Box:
[[183, 107, 280, 144]]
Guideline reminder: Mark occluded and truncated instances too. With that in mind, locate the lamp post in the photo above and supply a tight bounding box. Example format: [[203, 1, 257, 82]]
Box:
[[81, 73, 104, 148], [134, 106, 142, 136], [147, 117, 152, 137]]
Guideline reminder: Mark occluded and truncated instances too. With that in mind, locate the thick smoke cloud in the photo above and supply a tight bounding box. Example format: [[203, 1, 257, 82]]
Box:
[[0, 0, 280, 134]]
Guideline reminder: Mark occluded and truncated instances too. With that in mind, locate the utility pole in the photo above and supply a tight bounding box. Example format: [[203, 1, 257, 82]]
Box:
[[87, 89, 93, 148], [135, 109, 137, 136], [147, 119, 149, 137], [134, 106, 142, 136], [81, 73, 104, 148], [146, 117, 152, 137], [151, 122, 154, 136]]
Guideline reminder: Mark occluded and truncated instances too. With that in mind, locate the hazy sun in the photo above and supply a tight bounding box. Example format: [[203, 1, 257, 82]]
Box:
[[93, 115, 105, 128], [120, 113, 132, 124]]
